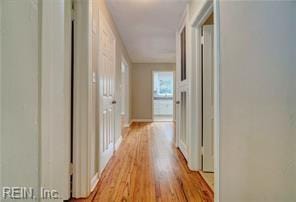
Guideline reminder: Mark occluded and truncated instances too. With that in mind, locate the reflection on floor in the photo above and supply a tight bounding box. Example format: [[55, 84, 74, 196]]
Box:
[[199, 171, 214, 191], [71, 122, 213, 202]]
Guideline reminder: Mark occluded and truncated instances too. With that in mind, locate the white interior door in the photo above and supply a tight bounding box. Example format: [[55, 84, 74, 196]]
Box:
[[99, 16, 116, 174], [176, 25, 189, 160], [202, 25, 214, 172]]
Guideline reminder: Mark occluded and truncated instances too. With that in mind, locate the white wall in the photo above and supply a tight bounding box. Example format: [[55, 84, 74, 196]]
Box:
[[219, 2, 296, 201], [1, 1, 40, 201]]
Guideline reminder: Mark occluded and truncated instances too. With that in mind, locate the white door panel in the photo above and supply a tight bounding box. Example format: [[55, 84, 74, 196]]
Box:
[[175, 89, 181, 147], [176, 88, 189, 160], [99, 15, 116, 174], [176, 25, 189, 161], [202, 25, 214, 172]]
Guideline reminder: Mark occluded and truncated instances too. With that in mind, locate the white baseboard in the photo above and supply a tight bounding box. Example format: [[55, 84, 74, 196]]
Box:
[[90, 172, 100, 192], [124, 122, 131, 128], [115, 135, 122, 150], [188, 160, 200, 171], [132, 119, 153, 123]]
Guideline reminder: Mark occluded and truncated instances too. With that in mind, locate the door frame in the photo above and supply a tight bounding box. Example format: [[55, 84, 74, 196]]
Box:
[[72, 0, 94, 198], [40, 0, 94, 199], [190, 0, 220, 200], [202, 24, 214, 172], [151, 71, 176, 122]]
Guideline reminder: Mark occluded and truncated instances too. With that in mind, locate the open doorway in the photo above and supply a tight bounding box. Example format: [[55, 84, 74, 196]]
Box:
[[152, 71, 174, 122], [186, 0, 216, 192], [199, 10, 215, 191], [120, 58, 130, 134], [202, 12, 214, 173]]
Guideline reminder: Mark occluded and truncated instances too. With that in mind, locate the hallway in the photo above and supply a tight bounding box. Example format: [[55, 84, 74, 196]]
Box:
[[73, 123, 213, 202], [2, 1, 296, 201]]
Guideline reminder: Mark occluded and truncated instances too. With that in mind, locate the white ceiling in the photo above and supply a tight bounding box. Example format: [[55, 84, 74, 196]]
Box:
[[107, 0, 188, 63]]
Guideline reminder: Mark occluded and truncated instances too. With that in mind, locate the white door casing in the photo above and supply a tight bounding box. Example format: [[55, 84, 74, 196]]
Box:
[[202, 25, 214, 172], [98, 14, 116, 174], [41, 0, 71, 200]]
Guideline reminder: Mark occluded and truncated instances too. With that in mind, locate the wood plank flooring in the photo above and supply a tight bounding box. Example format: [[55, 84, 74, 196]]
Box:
[[71, 122, 213, 202]]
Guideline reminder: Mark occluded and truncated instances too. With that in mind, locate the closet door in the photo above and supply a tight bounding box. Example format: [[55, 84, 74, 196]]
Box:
[[99, 15, 116, 174]]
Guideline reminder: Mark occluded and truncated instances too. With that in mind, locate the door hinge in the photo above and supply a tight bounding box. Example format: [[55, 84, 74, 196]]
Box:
[[69, 163, 74, 175], [201, 146, 204, 155], [201, 36, 204, 45]]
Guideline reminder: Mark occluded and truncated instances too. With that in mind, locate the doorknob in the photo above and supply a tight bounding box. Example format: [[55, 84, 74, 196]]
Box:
[[176, 101, 180, 104], [112, 101, 117, 104]]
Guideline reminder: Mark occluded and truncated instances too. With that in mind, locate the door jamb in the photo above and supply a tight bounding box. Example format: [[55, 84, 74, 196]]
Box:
[[193, 1, 213, 171]]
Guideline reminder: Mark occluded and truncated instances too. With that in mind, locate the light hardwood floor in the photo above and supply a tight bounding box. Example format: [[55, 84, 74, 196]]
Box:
[[71, 122, 213, 202]]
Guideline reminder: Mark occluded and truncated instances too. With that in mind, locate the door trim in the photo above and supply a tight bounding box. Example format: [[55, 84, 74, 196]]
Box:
[[40, 0, 72, 200]]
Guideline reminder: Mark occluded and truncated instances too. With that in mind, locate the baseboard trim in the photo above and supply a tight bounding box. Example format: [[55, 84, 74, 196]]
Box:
[[197, 171, 214, 193], [90, 172, 100, 192], [188, 160, 199, 171], [115, 135, 122, 150], [124, 122, 131, 128], [132, 119, 153, 123]]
